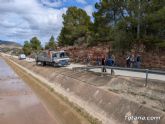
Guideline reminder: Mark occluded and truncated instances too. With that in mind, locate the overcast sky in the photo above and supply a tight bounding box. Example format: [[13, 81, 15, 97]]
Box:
[[0, 0, 98, 45]]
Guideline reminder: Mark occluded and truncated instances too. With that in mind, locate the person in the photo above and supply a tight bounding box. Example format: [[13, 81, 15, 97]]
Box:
[[96, 56, 100, 66], [111, 54, 115, 66], [86, 55, 91, 66], [76, 56, 80, 63], [101, 55, 106, 72], [107, 56, 113, 66], [126, 55, 131, 67], [130, 54, 135, 68], [136, 54, 141, 68]]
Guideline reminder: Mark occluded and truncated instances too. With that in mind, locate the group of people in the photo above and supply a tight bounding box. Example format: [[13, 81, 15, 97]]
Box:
[[96, 55, 115, 66], [96, 55, 116, 72], [126, 53, 141, 68], [85, 52, 141, 73]]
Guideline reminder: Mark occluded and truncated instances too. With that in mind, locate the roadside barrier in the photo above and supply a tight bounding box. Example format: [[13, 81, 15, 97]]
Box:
[[74, 66, 165, 87]]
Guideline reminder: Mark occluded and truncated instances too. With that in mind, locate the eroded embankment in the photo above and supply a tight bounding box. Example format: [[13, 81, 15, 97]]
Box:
[[6, 57, 165, 124]]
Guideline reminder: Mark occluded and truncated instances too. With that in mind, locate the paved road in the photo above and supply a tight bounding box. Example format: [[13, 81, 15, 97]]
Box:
[[0, 57, 57, 124], [90, 68, 165, 81]]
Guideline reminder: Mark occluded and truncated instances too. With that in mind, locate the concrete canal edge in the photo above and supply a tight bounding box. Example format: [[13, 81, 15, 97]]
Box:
[[5, 57, 165, 124]]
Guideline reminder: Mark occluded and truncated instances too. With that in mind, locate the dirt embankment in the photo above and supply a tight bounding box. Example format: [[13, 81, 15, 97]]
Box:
[[61, 45, 165, 69], [6, 57, 165, 124]]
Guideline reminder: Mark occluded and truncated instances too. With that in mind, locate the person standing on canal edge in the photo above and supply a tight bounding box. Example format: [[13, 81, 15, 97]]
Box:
[[101, 55, 106, 72], [130, 54, 135, 68], [86, 55, 91, 66], [96, 56, 100, 66], [136, 53, 141, 68], [126, 54, 131, 67]]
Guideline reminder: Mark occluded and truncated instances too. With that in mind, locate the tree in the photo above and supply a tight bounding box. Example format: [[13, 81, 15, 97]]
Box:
[[45, 35, 57, 50], [56, 1, 165, 51], [142, 0, 165, 49], [58, 7, 91, 46], [93, 0, 124, 42], [93, 0, 165, 51], [30, 37, 42, 52], [22, 41, 31, 55]]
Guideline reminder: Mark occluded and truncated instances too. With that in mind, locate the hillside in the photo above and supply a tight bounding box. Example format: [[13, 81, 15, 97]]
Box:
[[0, 40, 22, 48], [0, 40, 22, 55]]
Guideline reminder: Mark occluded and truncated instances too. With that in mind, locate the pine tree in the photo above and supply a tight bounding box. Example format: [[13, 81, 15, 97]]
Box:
[[58, 7, 91, 46]]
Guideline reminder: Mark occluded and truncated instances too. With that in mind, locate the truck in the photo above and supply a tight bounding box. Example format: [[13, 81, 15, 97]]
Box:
[[36, 50, 70, 67]]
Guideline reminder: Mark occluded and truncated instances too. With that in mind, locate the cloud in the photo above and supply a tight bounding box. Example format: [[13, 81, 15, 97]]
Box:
[[76, 0, 87, 4], [84, 5, 94, 17], [0, 0, 67, 44], [0, 0, 97, 44], [40, 0, 63, 7]]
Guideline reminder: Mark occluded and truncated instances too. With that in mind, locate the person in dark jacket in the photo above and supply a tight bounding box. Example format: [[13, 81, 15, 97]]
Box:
[[136, 54, 141, 68], [126, 55, 131, 67], [101, 55, 106, 72]]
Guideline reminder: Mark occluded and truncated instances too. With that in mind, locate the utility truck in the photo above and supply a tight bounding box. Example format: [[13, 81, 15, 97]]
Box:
[[36, 50, 70, 67]]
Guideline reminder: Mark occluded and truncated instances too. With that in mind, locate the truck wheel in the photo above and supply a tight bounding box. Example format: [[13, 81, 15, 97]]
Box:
[[44, 62, 46, 66]]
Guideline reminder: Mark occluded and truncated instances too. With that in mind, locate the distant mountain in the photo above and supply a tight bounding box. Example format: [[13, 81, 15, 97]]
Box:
[[0, 40, 22, 48]]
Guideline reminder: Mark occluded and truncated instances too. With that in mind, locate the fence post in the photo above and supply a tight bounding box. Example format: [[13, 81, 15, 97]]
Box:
[[111, 69, 113, 75], [144, 69, 149, 87]]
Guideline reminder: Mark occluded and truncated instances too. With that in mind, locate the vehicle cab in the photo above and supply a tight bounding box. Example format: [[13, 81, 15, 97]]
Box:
[[52, 51, 70, 66]]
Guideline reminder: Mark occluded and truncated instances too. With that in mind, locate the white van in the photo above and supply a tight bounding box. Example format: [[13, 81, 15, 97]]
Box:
[[19, 54, 26, 60]]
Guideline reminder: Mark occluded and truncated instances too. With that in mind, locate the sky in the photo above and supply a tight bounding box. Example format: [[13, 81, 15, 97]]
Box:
[[0, 0, 99, 45]]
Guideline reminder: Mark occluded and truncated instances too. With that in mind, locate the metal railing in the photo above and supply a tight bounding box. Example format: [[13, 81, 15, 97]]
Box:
[[74, 65, 165, 87]]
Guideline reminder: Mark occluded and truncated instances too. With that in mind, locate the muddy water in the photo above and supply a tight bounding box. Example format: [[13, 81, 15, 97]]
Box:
[[0, 57, 57, 124], [4, 57, 91, 124]]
